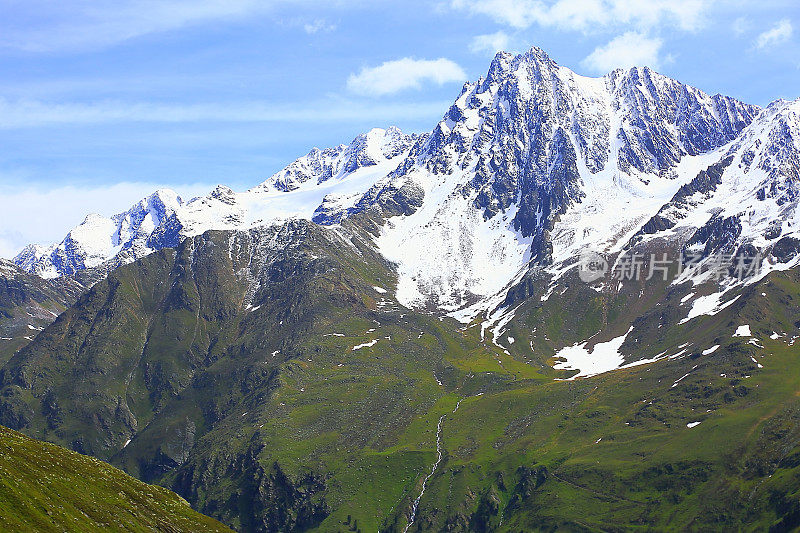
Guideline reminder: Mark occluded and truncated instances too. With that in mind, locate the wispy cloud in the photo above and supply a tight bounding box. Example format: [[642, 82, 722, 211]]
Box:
[[346, 58, 467, 96], [449, 0, 711, 33], [582, 31, 664, 73], [0, 0, 385, 52], [303, 18, 337, 34], [0, 0, 269, 52], [755, 19, 793, 50], [469, 31, 512, 55], [0, 97, 451, 128]]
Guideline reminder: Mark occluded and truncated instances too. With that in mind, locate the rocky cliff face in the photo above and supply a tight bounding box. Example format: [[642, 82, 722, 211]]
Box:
[[626, 99, 800, 267]]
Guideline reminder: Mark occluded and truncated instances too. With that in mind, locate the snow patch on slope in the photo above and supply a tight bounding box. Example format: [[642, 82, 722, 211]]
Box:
[[552, 326, 634, 379], [680, 293, 742, 324], [550, 145, 723, 270], [377, 168, 533, 312]]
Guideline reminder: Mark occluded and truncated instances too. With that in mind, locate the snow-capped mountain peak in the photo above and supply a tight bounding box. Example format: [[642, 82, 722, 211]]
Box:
[[12, 46, 800, 324], [16, 188, 185, 278], [14, 126, 417, 278], [361, 47, 761, 312], [629, 97, 800, 268], [251, 127, 415, 194]]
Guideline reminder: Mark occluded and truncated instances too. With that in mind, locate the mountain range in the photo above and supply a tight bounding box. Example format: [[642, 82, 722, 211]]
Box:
[[3, 47, 800, 532]]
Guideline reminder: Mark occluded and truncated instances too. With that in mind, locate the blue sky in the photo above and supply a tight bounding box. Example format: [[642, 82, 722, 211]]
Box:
[[1, 0, 799, 258]]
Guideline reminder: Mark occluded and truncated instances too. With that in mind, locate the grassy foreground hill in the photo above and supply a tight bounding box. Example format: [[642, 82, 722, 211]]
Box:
[[0, 424, 231, 532]]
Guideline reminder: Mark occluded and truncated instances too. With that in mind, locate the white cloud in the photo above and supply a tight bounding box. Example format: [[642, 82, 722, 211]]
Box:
[[0, 97, 450, 128], [581, 31, 663, 73], [303, 18, 336, 34], [0, 181, 216, 258], [346, 58, 467, 96], [755, 19, 793, 49], [450, 0, 710, 32], [469, 31, 512, 55]]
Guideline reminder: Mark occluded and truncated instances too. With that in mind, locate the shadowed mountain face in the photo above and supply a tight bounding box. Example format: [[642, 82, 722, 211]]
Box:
[[0, 260, 86, 366], [3, 47, 800, 532], [2, 219, 509, 530], [2, 220, 393, 457]]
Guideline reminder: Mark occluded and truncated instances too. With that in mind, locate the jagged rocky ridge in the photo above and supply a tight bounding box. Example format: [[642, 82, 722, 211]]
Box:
[[14, 190, 185, 278], [11, 47, 800, 318], [15, 127, 417, 279]]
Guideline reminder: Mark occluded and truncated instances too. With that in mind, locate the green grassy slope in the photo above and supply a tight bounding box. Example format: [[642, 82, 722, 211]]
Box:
[[401, 268, 800, 531], [3, 219, 800, 532], [0, 424, 231, 532], [0, 221, 525, 530]]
